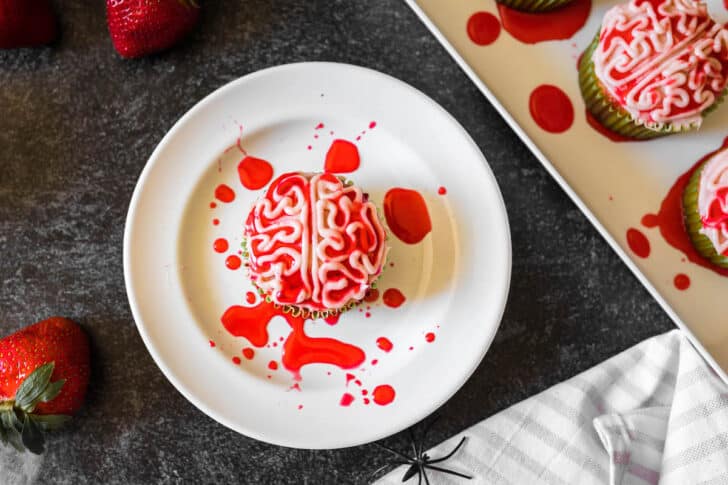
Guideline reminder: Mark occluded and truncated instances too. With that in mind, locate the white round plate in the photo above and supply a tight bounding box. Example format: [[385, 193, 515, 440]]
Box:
[[124, 62, 511, 449]]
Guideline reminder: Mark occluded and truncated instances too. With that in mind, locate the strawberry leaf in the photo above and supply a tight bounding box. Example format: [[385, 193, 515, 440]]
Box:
[[0, 411, 24, 452], [30, 414, 70, 431], [39, 379, 65, 404], [21, 415, 44, 455], [15, 362, 54, 412]]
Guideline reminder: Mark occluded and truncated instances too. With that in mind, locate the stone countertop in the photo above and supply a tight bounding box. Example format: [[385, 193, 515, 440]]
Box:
[[0, 1, 673, 483]]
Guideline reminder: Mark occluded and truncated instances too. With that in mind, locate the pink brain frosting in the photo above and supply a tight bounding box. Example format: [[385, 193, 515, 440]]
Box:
[[593, 0, 728, 130], [244, 172, 387, 312]]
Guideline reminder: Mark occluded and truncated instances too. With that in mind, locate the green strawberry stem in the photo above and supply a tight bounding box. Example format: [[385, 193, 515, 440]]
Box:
[[0, 362, 71, 454]]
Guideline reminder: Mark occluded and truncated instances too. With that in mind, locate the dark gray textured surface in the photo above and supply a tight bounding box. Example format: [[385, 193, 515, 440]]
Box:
[[0, 1, 673, 483]]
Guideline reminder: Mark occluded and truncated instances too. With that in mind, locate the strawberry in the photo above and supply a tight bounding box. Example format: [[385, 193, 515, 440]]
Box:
[[0, 0, 58, 49], [0, 317, 90, 454], [106, 0, 201, 59]]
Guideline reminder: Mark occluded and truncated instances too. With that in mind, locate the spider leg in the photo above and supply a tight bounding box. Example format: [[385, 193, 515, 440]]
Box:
[[408, 428, 418, 459], [376, 443, 417, 463], [423, 464, 473, 480], [428, 436, 467, 464], [423, 468, 431, 485]]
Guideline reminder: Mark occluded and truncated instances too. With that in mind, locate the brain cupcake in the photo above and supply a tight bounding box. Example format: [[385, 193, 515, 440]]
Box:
[[579, 0, 728, 139], [683, 147, 728, 268], [243, 172, 388, 318]]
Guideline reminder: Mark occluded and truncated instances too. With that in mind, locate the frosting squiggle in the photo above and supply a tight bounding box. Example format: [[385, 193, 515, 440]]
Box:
[[698, 148, 728, 255], [593, 0, 728, 130], [245, 172, 387, 312]]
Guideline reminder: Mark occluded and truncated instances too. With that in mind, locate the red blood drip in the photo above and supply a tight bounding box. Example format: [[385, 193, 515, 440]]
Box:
[[585, 110, 636, 142], [298, 404, 303, 410], [324, 314, 340, 325], [371, 359, 378, 366], [409, 346, 414, 351], [210, 202, 217, 209], [289, 383, 302, 392], [245, 291, 257, 304], [383, 188, 432, 244], [425, 332, 436, 343], [324, 140, 360, 173], [362, 389, 369, 395], [307, 145, 312, 150], [209, 340, 216, 347], [212, 219, 220, 226], [315, 123, 324, 130], [214, 184, 235, 203], [364, 289, 379, 303], [364, 398, 370, 405], [642, 214, 659, 228], [382, 288, 406, 308], [369, 121, 377, 129], [646, 137, 728, 277], [365, 312, 371, 318], [238, 156, 274, 190], [221, 301, 277, 347], [268, 360, 278, 370], [213, 238, 229, 253], [626, 228, 650, 259], [467, 11, 501, 46], [232, 357, 241, 365], [226, 255, 242, 270], [372, 385, 396, 406], [355, 379, 362, 386], [529, 85, 574, 134], [438, 186, 447, 195], [674, 273, 691, 290], [376, 337, 393, 352], [340, 393, 355, 407], [346, 373, 356, 385], [498, 0, 591, 44], [242, 348, 255, 360]]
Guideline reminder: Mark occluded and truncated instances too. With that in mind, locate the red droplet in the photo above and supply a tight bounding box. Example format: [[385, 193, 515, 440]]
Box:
[[297, 404, 303, 410], [364, 289, 379, 303], [371, 359, 378, 365], [215, 184, 235, 203], [210, 202, 217, 209], [425, 332, 436, 343], [324, 139, 360, 173], [232, 356, 241, 365], [340, 393, 355, 406], [382, 288, 406, 308], [369, 121, 377, 129], [238, 156, 274, 190], [307, 145, 312, 150], [409, 346, 414, 351], [674, 273, 690, 291], [226, 255, 242, 270], [365, 312, 371, 318], [346, 373, 356, 386], [242, 348, 255, 360], [213, 238, 229, 253], [467, 11, 501, 46], [641, 214, 659, 228], [362, 389, 369, 395], [268, 360, 278, 370], [498, 0, 591, 44], [315, 122, 324, 130], [209, 340, 216, 347], [324, 314, 340, 325], [529, 85, 574, 134], [626, 228, 650, 259], [376, 337, 393, 352], [212, 218, 220, 226], [438, 186, 447, 195], [372, 385, 396, 406], [383, 188, 432, 244], [245, 291, 257, 304], [585, 110, 635, 142]]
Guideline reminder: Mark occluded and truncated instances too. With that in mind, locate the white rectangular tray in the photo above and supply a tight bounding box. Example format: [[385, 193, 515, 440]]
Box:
[[405, 0, 728, 381]]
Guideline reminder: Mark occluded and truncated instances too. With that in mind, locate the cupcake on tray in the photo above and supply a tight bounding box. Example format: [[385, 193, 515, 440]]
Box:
[[683, 147, 728, 269], [243, 172, 388, 319], [579, 0, 728, 139]]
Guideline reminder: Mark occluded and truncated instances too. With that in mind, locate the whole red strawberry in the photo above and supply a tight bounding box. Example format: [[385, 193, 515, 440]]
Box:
[[0, 0, 58, 49], [0, 317, 90, 454], [106, 0, 200, 58]]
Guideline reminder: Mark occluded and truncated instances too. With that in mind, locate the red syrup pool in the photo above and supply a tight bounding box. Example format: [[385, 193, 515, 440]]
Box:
[[214, 184, 235, 203], [641, 137, 728, 278], [372, 385, 396, 406], [324, 139, 360, 173], [467, 12, 501, 46], [529, 85, 574, 134], [674, 274, 690, 290], [213, 238, 229, 253], [376, 337, 393, 352], [225, 255, 241, 270], [340, 393, 355, 407], [324, 314, 340, 325], [383, 188, 432, 244], [238, 156, 273, 190], [626, 228, 650, 258], [498, 0, 591, 44], [221, 301, 366, 378], [242, 348, 255, 360], [382, 288, 406, 308]]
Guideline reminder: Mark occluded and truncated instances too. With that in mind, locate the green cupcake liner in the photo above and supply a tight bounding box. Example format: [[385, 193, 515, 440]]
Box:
[[682, 162, 728, 269], [495, 0, 572, 12]]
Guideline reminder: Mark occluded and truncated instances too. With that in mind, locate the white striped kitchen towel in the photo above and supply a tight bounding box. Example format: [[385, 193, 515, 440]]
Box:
[[375, 330, 728, 485]]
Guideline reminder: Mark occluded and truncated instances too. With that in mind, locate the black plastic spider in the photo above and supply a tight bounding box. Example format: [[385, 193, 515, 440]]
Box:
[[371, 416, 472, 484]]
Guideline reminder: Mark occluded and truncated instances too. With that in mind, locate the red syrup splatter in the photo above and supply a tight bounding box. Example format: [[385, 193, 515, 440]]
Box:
[[383, 188, 432, 244], [209, 340, 216, 347], [354, 379, 362, 386], [214, 238, 229, 253], [365, 312, 371, 318], [376, 337, 393, 352], [674, 273, 691, 290], [210, 202, 217, 209], [345, 373, 356, 386], [289, 383, 302, 392], [364, 398, 370, 405], [213, 219, 220, 226], [466, 11, 501, 46], [372, 385, 396, 406], [642, 137, 728, 278], [315, 122, 324, 130], [626, 228, 650, 258], [242, 348, 255, 360], [371, 359, 378, 366], [268, 360, 278, 370], [232, 357, 241, 365], [324, 140, 360, 173], [215, 184, 235, 203], [307, 145, 312, 151], [245, 291, 257, 304], [425, 332, 436, 343], [498, 0, 591, 44], [438, 186, 447, 195], [298, 404, 303, 410], [238, 156, 273, 190], [383, 288, 406, 308], [324, 314, 340, 325], [585, 110, 636, 142], [226, 255, 242, 270], [340, 393, 355, 407], [369, 121, 377, 129], [364, 289, 379, 303], [221, 301, 366, 376], [529, 85, 574, 133]]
